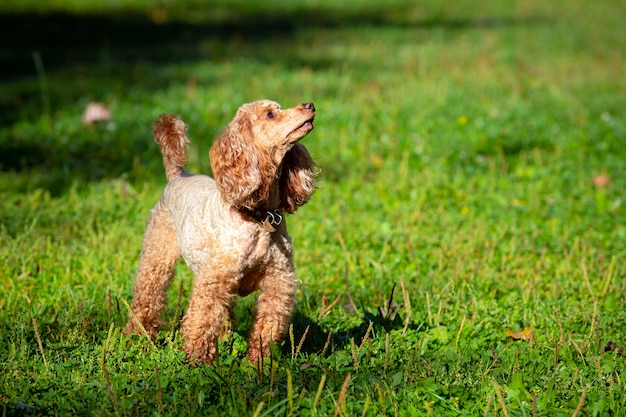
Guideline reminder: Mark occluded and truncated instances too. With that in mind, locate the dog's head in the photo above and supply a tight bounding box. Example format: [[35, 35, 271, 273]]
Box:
[[210, 100, 318, 213]]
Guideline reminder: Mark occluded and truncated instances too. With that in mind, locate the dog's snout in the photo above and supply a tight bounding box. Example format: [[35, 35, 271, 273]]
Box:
[[302, 102, 315, 112]]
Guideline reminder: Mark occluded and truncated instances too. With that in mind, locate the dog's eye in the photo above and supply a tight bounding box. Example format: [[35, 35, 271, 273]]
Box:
[[266, 111, 276, 119]]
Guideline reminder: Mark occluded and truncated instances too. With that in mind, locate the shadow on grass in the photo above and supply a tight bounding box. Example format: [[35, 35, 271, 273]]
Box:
[[1, 5, 546, 81], [0, 3, 548, 194], [287, 282, 420, 357], [289, 309, 416, 357]]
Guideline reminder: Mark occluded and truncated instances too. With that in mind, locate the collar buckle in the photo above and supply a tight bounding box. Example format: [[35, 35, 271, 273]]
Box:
[[262, 209, 283, 232]]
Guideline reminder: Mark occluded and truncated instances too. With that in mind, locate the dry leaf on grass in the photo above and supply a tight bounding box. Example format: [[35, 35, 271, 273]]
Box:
[[506, 327, 532, 341], [592, 173, 611, 188], [82, 102, 111, 125]]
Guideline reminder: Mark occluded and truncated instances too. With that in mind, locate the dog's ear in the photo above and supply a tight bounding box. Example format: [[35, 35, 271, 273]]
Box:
[[280, 143, 318, 213], [210, 130, 263, 207]]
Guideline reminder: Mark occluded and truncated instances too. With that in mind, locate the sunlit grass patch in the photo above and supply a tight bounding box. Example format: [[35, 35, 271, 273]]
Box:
[[1, 0, 625, 415]]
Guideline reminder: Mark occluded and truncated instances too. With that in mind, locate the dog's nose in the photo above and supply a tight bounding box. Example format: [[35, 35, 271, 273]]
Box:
[[302, 102, 315, 112]]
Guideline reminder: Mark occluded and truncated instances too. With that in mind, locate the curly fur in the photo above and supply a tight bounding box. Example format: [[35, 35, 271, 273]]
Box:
[[124, 100, 318, 365]]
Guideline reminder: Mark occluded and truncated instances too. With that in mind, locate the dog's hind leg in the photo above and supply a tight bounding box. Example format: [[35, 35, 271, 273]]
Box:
[[124, 203, 180, 338]]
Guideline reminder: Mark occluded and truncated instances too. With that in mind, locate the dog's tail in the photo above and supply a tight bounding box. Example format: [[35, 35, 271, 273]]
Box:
[[152, 114, 191, 181]]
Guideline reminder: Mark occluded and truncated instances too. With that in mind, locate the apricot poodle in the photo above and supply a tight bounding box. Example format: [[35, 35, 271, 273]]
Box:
[[124, 100, 318, 365]]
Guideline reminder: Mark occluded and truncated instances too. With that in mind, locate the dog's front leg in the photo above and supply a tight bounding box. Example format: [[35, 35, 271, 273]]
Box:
[[180, 274, 237, 365]]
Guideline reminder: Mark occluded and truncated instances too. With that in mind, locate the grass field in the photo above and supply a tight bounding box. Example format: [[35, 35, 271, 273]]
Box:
[[1, 0, 625, 415]]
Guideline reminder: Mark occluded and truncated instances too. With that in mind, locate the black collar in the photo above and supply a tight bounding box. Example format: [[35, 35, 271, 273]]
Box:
[[238, 208, 283, 232]]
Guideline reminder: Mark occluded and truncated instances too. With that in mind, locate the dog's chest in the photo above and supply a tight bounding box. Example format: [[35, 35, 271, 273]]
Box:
[[238, 229, 274, 269], [235, 230, 287, 296]]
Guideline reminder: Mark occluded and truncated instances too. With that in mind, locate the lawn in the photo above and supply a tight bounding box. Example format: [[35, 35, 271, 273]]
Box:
[[1, 0, 625, 415]]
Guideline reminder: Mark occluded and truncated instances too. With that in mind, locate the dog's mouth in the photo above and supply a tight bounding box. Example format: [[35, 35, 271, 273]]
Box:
[[287, 116, 315, 141]]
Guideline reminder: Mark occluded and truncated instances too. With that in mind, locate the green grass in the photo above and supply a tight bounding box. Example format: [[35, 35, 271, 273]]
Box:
[[1, 0, 625, 415]]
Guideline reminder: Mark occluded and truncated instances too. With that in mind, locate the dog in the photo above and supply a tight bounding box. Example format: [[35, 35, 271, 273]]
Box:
[[124, 100, 318, 365]]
